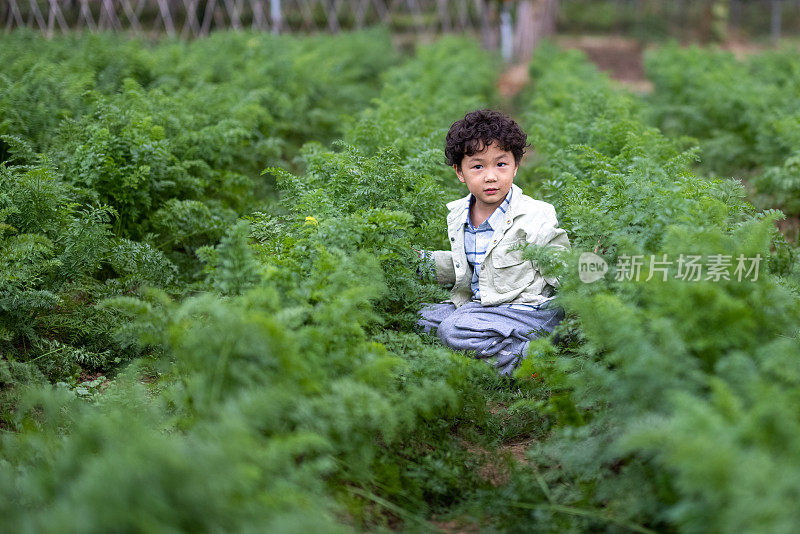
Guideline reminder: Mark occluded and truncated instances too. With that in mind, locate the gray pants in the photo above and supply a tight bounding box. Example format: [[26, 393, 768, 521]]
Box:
[[417, 301, 564, 375]]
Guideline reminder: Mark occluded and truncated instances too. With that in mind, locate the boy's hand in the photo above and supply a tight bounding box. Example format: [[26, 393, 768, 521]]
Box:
[[413, 248, 436, 281]]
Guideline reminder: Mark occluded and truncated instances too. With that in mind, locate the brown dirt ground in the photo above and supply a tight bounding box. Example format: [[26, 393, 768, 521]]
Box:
[[430, 433, 535, 533], [428, 400, 537, 533], [498, 35, 655, 101], [557, 35, 654, 93], [77, 370, 106, 383], [430, 517, 483, 534], [555, 35, 772, 91], [778, 216, 800, 244], [498, 63, 531, 101]]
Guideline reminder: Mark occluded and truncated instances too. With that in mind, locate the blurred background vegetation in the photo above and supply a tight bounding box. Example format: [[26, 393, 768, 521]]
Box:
[[3, 1, 800, 533]]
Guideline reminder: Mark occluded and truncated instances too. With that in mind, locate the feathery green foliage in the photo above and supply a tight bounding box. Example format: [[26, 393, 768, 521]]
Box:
[[470, 43, 800, 533], [0, 29, 399, 402], [0, 34, 522, 532], [643, 44, 800, 218], [3, 30, 800, 533]]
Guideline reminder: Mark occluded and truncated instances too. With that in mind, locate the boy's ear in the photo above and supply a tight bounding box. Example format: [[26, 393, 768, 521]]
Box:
[[454, 164, 465, 183]]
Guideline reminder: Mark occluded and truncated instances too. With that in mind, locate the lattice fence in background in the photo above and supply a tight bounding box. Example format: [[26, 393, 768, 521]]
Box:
[[1, 0, 499, 38]]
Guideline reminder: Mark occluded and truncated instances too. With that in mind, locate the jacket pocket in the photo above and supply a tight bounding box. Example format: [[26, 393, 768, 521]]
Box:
[[491, 244, 535, 293]]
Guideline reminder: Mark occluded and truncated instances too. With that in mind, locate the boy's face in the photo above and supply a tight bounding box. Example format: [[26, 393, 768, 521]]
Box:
[[454, 141, 517, 213]]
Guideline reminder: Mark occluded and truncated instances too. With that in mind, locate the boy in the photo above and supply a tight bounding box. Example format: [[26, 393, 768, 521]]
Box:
[[417, 109, 570, 375]]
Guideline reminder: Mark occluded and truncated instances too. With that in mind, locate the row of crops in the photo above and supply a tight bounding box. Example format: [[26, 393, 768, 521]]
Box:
[[644, 43, 800, 222], [2, 29, 800, 532]]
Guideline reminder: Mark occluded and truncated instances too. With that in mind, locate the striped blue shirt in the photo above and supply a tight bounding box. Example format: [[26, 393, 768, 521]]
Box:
[[462, 189, 512, 303], [460, 189, 549, 311]]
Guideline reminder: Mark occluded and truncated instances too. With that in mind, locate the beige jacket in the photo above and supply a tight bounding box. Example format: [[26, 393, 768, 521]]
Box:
[[431, 183, 570, 308]]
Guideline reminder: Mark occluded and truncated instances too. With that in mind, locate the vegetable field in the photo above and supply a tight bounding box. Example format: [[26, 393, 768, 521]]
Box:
[[2, 29, 800, 532]]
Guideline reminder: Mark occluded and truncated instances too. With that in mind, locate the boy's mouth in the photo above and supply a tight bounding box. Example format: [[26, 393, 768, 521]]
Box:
[[484, 188, 499, 194]]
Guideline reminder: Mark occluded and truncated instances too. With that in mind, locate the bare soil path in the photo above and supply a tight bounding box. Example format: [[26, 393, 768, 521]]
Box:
[[498, 34, 654, 103], [558, 35, 653, 92]]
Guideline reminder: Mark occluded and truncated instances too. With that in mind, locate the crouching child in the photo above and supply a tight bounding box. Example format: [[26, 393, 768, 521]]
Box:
[[417, 109, 570, 375]]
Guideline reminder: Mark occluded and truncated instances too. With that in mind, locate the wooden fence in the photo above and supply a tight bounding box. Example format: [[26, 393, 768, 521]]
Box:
[[1, 0, 501, 38], [4, 1, 797, 45]]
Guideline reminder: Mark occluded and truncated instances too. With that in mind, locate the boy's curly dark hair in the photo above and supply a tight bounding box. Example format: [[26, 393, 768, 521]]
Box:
[[445, 109, 528, 169]]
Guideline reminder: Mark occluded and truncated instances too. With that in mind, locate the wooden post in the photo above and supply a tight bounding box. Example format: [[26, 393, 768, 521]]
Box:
[[373, 0, 388, 25], [513, 0, 557, 63], [181, 0, 200, 37], [200, 0, 217, 35], [672, 0, 685, 39], [122, 0, 144, 32], [27, 0, 47, 33], [98, 0, 109, 29], [354, 0, 370, 29], [326, 0, 340, 32], [102, 0, 123, 31], [475, 0, 498, 50], [771, 0, 782, 43], [270, 0, 281, 33], [157, 0, 176, 36], [47, 0, 56, 36], [500, 1, 512, 61], [456, 0, 469, 31], [437, 0, 450, 31], [222, 0, 242, 29], [251, 0, 266, 30], [76, 0, 91, 29], [6, 0, 25, 30]]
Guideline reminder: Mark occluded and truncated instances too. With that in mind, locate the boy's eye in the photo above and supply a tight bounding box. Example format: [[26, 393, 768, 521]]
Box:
[[473, 165, 483, 170], [498, 162, 507, 167]]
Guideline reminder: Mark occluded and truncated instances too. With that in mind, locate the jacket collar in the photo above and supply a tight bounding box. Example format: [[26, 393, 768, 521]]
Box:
[[447, 183, 524, 226]]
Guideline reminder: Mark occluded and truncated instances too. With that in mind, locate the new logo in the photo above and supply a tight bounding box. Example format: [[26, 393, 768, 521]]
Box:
[[578, 252, 608, 283]]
